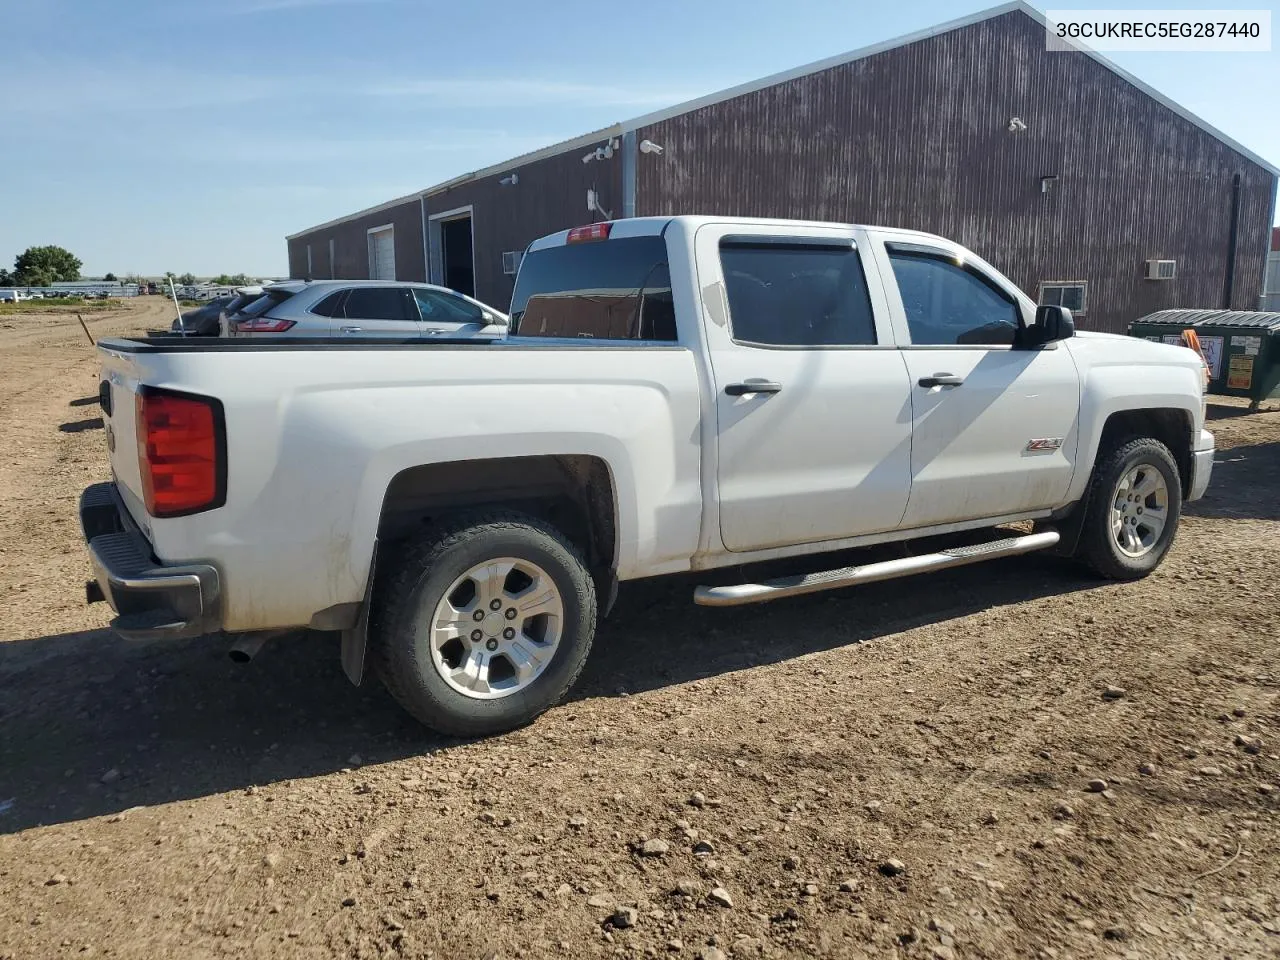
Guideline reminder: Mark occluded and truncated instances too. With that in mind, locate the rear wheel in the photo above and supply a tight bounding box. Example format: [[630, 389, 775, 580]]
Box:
[[1075, 437, 1182, 580], [371, 511, 597, 737]]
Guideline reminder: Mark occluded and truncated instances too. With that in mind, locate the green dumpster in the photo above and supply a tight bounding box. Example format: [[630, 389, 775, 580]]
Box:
[[1128, 309, 1280, 411]]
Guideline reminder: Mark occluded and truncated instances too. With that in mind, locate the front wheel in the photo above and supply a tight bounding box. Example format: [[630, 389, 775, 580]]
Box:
[[1075, 436, 1182, 580], [371, 510, 597, 737]]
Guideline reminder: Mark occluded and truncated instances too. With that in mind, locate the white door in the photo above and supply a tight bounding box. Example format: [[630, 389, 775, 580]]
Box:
[[877, 239, 1081, 529], [696, 223, 914, 553], [368, 227, 395, 281]]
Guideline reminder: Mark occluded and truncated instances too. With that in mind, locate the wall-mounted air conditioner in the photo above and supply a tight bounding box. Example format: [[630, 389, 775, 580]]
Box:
[[1146, 259, 1177, 280]]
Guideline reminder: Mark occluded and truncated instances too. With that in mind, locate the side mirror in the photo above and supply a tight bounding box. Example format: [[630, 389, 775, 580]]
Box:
[[484, 311, 510, 327], [1031, 304, 1075, 345]]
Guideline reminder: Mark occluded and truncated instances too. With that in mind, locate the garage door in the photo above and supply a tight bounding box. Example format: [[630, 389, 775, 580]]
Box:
[[368, 227, 395, 280]]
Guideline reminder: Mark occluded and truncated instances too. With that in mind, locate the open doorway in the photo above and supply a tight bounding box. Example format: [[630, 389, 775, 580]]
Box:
[[428, 207, 475, 298]]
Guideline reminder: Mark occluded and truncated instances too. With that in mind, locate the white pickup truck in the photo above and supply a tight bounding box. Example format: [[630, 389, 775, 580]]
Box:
[[80, 216, 1214, 736]]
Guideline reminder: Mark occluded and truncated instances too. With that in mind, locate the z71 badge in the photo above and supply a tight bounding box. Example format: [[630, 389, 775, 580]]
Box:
[[1025, 438, 1063, 452]]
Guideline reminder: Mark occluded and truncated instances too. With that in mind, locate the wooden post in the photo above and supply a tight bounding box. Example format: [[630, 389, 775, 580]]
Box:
[[77, 313, 95, 346]]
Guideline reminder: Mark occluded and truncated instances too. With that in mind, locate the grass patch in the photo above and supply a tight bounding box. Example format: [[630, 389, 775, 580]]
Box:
[[0, 298, 126, 316]]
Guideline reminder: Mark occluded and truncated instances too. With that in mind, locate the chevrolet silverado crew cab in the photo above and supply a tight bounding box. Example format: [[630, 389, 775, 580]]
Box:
[[80, 216, 1214, 736]]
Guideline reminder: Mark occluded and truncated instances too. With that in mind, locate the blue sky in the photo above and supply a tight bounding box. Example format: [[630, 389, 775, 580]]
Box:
[[1, 0, 1277, 277]]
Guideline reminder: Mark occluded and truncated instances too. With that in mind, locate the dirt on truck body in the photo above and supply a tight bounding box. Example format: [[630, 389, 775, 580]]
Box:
[[0, 298, 1277, 960]]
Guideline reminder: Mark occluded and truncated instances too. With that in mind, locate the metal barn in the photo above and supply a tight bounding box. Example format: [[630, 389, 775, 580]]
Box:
[[285, 1, 1278, 335]]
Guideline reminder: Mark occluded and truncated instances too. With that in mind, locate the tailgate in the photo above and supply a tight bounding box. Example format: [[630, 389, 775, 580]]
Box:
[[97, 344, 149, 528]]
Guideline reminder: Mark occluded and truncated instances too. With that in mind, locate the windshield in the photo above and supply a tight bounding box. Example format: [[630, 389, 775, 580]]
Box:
[[509, 236, 675, 341]]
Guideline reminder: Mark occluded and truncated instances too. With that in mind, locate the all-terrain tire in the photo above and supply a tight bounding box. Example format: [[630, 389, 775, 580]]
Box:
[[370, 510, 597, 737], [1075, 436, 1182, 580]]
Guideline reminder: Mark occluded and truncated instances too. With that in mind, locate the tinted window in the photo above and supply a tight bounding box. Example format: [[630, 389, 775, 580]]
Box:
[[510, 237, 675, 341], [238, 289, 294, 318], [415, 289, 484, 324], [344, 287, 414, 321], [311, 290, 347, 317], [720, 240, 876, 346], [889, 253, 1018, 346]]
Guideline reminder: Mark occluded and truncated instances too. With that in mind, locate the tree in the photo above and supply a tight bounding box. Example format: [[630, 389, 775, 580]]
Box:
[[177, 272, 197, 286], [0, 268, 13, 287], [103, 272, 117, 282], [14, 245, 82, 286], [213, 273, 250, 286]]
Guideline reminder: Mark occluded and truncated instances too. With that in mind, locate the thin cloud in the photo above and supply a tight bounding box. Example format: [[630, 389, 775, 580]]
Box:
[[223, 0, 401, 13], [364, 78, 701, 109]]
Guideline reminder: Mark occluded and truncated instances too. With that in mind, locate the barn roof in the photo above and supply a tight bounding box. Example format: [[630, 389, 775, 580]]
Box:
[[288, 1, 1278, 240]]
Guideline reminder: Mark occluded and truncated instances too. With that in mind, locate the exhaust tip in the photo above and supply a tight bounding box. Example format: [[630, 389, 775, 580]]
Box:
[[227, 632, 272, 664]]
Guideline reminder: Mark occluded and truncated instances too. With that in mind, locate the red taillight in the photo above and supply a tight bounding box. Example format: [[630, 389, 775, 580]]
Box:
[[566, 222, 612, 243], [233, 317, 296, 333], [135, 390, 224, 517]]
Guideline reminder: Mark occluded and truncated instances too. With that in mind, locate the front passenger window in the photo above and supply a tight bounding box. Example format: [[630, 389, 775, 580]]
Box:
[[415, 289, 484, 324], [888, 253, 1019, 346]]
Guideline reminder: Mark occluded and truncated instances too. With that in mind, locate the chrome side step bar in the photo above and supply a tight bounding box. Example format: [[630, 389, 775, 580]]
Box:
[[693, 530, 1060, 607]]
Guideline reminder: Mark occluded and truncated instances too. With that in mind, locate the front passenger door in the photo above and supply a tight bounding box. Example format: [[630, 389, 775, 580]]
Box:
[[879, 241, 1081, 529], [339, 286, 422, 337]]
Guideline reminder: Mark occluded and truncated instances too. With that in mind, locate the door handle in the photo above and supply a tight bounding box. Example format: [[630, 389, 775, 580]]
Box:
[[340, 325, 363, 334], [918, 373, 964, 388], [725, 380, 783, 396]]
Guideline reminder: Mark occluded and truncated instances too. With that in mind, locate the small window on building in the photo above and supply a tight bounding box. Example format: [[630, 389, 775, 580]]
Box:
[[502, 251, 524, 276], [1038, 281, 1087, 315], [720, 239, 876, 346]]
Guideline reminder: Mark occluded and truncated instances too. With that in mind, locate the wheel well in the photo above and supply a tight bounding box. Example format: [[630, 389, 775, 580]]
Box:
[[377, 455, 617, 575], [1099, 408, 1193, 496]]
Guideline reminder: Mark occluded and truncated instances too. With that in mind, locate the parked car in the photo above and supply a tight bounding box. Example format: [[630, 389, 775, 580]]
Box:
[[80, 216, 1213, 737], [169, 288, 264, 337], [225, 279, 508, 339]]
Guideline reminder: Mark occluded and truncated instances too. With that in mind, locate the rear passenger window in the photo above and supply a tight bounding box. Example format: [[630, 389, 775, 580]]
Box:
[[719, 240, 876, 346], [311, 290, 346, 317], [343, 287, 415, 321], [888, 252, 1019, 346], [510, 236, 676, 341]]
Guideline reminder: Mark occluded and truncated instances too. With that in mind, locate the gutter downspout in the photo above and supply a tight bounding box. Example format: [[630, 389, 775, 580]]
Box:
[[1222, 172, 1241, 308]]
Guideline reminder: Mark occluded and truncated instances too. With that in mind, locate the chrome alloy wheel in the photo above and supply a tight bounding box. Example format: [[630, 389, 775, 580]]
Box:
[[1110, 464, 1169, 558], [429, 558, 564, 700]]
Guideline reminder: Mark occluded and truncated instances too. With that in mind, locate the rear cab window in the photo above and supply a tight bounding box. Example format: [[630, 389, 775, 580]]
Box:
[[510, 235, 676, 341]]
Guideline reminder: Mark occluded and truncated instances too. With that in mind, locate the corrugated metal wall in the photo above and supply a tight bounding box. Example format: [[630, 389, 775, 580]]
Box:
[[287, 198, 426, 283], [635, 10, 1276, 333], [425, 144, 623, 310]]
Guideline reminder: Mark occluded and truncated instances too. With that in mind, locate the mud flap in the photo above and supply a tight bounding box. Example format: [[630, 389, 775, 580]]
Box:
[[340, 540, 378, 686], [1048, 489, 1091, 558]]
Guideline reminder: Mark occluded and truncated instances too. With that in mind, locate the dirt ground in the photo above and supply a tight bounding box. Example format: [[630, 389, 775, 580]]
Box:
[[1, 299, 1277, 960]]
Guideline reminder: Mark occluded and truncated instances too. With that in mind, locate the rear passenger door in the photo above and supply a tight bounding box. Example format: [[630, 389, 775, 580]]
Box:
[[413, 288, 489, 337], [338, 286, 423, 337], [695, 223, 914, 553]]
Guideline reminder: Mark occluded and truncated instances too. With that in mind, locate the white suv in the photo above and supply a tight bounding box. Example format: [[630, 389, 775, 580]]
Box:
[[229, 280, 509, 339]]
